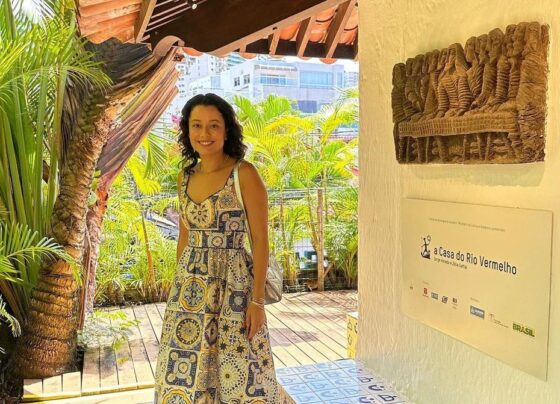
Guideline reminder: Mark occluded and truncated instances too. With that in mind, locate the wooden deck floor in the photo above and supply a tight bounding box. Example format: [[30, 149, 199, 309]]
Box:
[[23, 290, 357, 402]]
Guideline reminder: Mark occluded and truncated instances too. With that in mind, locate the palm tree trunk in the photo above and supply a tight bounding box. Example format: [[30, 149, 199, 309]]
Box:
[[80, 186, 108, 326], [10, 93, 111, 377], [9, 39, 175, 380]]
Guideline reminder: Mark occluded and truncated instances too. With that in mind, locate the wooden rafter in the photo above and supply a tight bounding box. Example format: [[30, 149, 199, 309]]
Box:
[[268, 31, 281, 55], [353, 30, 358, 60], [324, 0, 354, 58], [246, 38, 354, 59], [135, 0, 156, 42], [148, 0, 348, 54], [78, 0, 140, 18], [296, 16, 315, 57]]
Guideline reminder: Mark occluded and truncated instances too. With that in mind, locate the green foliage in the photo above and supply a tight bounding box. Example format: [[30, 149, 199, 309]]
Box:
[[0, 0, 110, 322], [77, 309, 140, 350]]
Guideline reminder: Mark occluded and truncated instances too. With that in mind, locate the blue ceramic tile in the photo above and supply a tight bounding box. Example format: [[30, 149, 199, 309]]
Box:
[[290, 391, 322, 403], [334, 358, 358, 368], [307, 379, 335, 391], [344, 366, 372, 376], [326, 400, 353, 404], [313, 361, 340, 371], [299, 371, 327, 383], [277, 373, 305, 386], [276, 367, 298, 376], [291, 364, 318, 374], [373, 392, 407, 403], [342, 385, 363, 397], [346, 395, 382, 403], [323, 369, 348, 379], [330, 376, 361, 388], [361, 382, 390, 393], [355, 375, 382, 385], [315, 388, 348, 400], [283, 383, 312, 395]]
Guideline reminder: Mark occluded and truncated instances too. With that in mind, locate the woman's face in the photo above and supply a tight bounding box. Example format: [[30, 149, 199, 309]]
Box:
[[188, 105, 227, 157]]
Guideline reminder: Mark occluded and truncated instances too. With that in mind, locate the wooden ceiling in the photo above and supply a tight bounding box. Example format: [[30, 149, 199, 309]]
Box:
[[76, 0, 358, 62]]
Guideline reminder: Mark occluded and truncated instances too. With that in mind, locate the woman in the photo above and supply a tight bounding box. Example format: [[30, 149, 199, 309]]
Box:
[[154, 93, 280, 403]]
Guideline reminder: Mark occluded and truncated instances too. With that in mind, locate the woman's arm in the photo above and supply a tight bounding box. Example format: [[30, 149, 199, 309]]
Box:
[[239, 161, 269, 339], [177, 170, 189, 262]]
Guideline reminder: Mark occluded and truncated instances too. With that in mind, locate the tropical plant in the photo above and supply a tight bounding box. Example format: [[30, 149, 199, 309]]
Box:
[[325, 186, 358, 287], [95, 132, 180, 304], [0, 0, 110, 325], [232, 91, 359, 288], [77, 309, 139, 350]]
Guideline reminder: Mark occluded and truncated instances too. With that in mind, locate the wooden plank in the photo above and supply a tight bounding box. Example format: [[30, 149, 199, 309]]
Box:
[[80, 12, 138, 37], [41, 375, 65, 400], [265, 308, 322, 365], [79, 0, 140, 18], [106, 307, 141, 391], [269, 335, 301, 368], [129, 339, 155, 388], [114, 339, 138, 391], [82, 347, 101, 395], [245, 38, 355, 59], [267, 303, 344, 361], [296, 16, 315, 57], [144, 303, 164, 342], [143, 338, 161, 375], [62, 372, 81, 398], [268, 31, 281, 55], [289, 294, 349, 338], [274, 299, 347, 357], [132, 304, 159, 341], [325, 0, 355, 58], [78, 3, 140, 25], [135, 0, 156, 42], [121, 306, 143, 341], [99, 346, 120, 393], [22, 379, 42, 402]]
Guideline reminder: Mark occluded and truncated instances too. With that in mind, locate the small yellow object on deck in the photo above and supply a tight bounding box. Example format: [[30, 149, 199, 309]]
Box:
[[347, 311, 358, 358]]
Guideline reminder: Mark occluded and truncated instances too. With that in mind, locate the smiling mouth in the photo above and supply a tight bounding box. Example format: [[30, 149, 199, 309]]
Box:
[[198, 141, 214, 146]]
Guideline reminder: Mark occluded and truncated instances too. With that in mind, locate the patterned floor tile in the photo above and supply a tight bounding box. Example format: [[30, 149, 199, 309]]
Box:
[[298, 370, 327, 383], [306, 379, 335, 391], [283, 383, 312, 395], [314, 387, 349, 401], [290, 391, 323, 403], [313, 361, 340, 371], [276, 374, 305, 386]]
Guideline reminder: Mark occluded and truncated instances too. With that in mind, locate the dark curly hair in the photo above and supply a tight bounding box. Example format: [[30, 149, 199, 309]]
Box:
[[178, 93, 247, 174]]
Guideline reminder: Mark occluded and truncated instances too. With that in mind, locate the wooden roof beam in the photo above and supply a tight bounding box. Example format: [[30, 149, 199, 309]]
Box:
[[246, 38, 355, 59], [324, 0, 355, 58], [135, 0, 156, 42], [149, 0, 348, 54], [296, 16, 316, 57], [268, 30, 281, 55]]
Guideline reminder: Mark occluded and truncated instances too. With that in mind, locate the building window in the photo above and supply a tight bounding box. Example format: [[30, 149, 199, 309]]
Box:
[[243, 74, 250, 84], [234, 77, 240, 86], [297, 100, 318, 113], [300, 71, 334, 87]]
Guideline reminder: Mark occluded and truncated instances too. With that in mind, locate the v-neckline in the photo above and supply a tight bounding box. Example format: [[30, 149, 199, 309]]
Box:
[[185, 164, 236, 205]]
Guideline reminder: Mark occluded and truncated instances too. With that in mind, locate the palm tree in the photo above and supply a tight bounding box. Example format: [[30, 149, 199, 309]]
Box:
[[0, 0, 110, 327], [7, 1, 177, 378], [233, 95, 302, 282], [274, 89, 358, 289]]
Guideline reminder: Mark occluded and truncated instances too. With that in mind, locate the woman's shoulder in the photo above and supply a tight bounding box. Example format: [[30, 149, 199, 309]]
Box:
[[237, 159, 258, 176]]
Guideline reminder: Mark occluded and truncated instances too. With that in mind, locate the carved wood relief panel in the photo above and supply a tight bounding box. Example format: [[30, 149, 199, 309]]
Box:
[[392, 22, 549, 164]]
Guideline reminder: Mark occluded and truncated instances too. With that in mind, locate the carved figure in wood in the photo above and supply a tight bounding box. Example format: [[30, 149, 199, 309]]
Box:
[[392, 22, 548, 164]]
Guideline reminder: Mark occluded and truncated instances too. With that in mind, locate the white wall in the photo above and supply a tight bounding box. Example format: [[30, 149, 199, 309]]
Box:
[[358, 1, 560, 403]]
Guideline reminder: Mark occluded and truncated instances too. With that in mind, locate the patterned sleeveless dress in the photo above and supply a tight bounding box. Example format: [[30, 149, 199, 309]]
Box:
[[154, 162, 280, 403]]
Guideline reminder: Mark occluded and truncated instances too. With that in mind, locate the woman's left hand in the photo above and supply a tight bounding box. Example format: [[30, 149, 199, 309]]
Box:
[[245, 302, 266, 340]]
